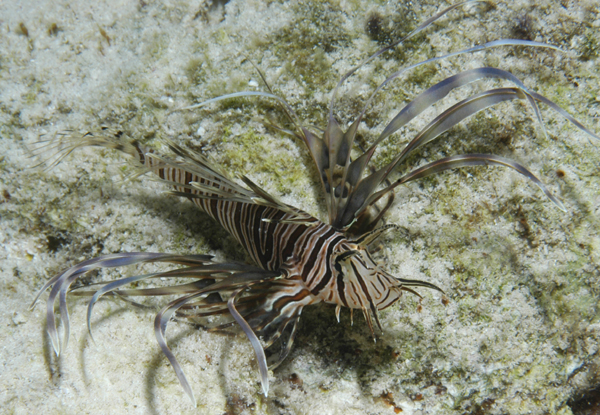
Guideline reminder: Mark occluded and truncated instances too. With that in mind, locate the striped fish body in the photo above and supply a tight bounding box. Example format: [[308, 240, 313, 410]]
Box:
[[36, 125, 444, 402], [139, 143, 324, 272], [134, 142, 404, 314]]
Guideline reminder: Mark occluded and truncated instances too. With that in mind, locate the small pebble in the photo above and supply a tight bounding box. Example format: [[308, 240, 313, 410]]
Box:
[[12, 312, 27, 325]]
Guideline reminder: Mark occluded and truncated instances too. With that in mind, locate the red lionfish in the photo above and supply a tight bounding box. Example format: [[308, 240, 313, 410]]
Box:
[[32, 0, 599, 405]]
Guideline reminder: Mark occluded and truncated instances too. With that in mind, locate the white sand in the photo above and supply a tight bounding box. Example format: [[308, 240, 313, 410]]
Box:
[[1, 0, 600, 414]]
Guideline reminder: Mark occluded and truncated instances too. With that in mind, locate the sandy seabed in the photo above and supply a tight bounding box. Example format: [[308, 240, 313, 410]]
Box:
[[1, 1, 600, 414]]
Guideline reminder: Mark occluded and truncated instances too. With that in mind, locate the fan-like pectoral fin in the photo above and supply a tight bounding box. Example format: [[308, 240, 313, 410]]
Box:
[[154, 270, 281, 404], [331, 72, 534, 229], [30, 252, 214, 357], [336, 38, 563, 191], [225, 276, 318, 397], [331, 79, 598, 230], [328, 87, 534, 230], [339, 89, 526, 230], [32, 251, 287, 405]]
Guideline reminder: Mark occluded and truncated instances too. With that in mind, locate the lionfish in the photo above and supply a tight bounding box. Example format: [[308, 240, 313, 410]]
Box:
[[32, 0, 599, 405]]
